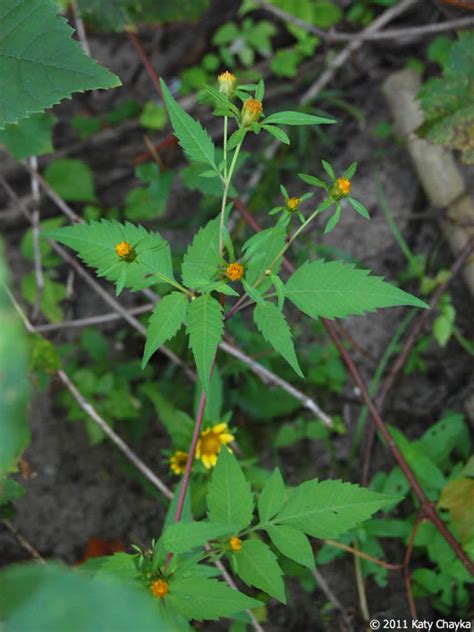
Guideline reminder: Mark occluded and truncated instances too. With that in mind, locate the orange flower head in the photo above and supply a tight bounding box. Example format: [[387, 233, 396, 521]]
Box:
[[218, 71, 237, 97], [229, 536, 242, 552], [115, 241, 135, 261], [150, 579, 169, 599], [336, 178, 351, 196], [241, 98, 263, 127], [226, 262, 244, 282], [169, 450, 188, 476], [286, 197, 301, 212], [196, 423, 235, 469]]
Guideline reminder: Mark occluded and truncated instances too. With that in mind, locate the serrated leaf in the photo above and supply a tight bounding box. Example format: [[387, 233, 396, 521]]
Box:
[[242, 227, 286, 285], [142, 292, 188, 368], [163, 521, 235, 554], [262, 111, 335, 126], [234, 539, 286, 603], [266, 525, 315, 570], [258, 468, 287, 524], [187, 294, 223, 392], [47, 219, 173, 294], [0, 0, 120, 128], [181, 216, 222, 290], [0, 113, 55, 159], [285, 259, 428, 320], [254, 301, 303, 377], [262, 124, 290, 144], [274, 479, 396, 538], [160, 78, 216, 169], [166, 576, 261, 621], [207, 448, 254, 530]]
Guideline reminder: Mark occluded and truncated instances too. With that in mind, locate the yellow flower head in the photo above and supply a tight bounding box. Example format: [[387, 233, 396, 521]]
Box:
[[196, 423, 234, 469], [218, 71, 237, 97], [241, 98, 263, 127], [150, 579, 169, 599], [336, 178, 351, 196], [286, 197, 301, 212], [115, 241, 135, 261], [229, 536, 242, 552], [169, 450, 188, 476], [226, 262, 244, 282]]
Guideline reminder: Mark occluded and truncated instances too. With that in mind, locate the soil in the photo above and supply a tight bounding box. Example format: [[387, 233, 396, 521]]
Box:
[[1, 2, 473, 631]]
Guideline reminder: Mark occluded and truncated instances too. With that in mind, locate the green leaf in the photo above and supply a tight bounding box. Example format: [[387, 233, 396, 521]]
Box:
[[347, 197, 370, 220], [45, 158, 96, 203], [163, 521, 235, 554], [321, 159, 335, 179], [285, 259, 428, 320], [266, 525, 315, 570], [186, 294, 223, 393], [274, 479, 396, 538], [298, 173, 328, 189], [142, 292, 188, 368], [181, 216, 222, 290], [0, 259, 30, 475], [91, 553, 141, 583], [0, 114, 55, 158], [0, 0, 120, 128], [47, 219, 173, 294], [258, 468, 287, 524], [167, 576, 262, 621], [312, 1, 342, 27], [242, 227, 286, 285], [234, 539, 286, 603], [141, 386, 194, 447], [160, 78, 216, 169], [253, 301, 303, 377], [0, 563, 165, 629], [20, 272, 67, 323], [207, 448, 254, 530], [324, 206, 341, 233], [262, 111, 335, 126], [262, 124, 290, 144], [139, 101, 167, 130]]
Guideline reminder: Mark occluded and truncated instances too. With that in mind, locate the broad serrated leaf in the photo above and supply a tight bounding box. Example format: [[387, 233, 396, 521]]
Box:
[[253, 301, 303, 377], [266, 525, 315, 570], [243, 227, 286, 285], [234, 539, 286, 603], [166, 576, 261, 621], [186, 294, 223, 392], [181, 216, 223, 289], [207, 448, 254, 530], [163, 521, 235, 554], [258, 468, 287, 524], [274, 479, 397, 538], [47, 219, 173, 294], [142, 292, 188, 368], [0, 0, 121, 128], [0, 114, 55, 159], [262, 111, 335, 126], [160, 78, 216, 169], [285, 260, 428, 320]]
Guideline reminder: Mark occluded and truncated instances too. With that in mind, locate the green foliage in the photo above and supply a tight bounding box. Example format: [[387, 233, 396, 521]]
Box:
[[417, 32, 474, 163], [0, 0, 120, 128], [0, 563, 165, 630], [266, 525, 315, 570], [213, 19, 276, 68], [139, 101, 167, 130], [253, 301, 303, 378], [186, 295, 224, 392], [0, 114, 55, 159], [160, 78, 216, 171], [234, 539, 286, 603], [258, 468, 287, 523], [243, 227, 286, 285], [207, 449, 254, 530], [181, 216, 223, 289], [47, 219, 173, 295], [20, 272, 67, 323], [124, 163, 174, 221], [0, 257, 30, 475], [45, 159, 96, 203], [142, 292, 189, 368], [163, 521, 235, 554], [285, 259, 428, 320], [263, 111, 335, 126]]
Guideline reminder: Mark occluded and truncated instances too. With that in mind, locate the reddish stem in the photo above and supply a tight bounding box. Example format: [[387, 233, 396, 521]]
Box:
[[126, 31, 163, 99]]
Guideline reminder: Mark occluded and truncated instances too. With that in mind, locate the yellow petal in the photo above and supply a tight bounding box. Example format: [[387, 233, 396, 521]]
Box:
[[195, 440, 202, 458], [208, 453, 218, 467], [202, 454, 212, 469], [213, 423, 228, 434], [219, 433, 234, 444]]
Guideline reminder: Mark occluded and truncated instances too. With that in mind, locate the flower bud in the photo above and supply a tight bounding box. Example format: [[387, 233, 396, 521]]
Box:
[[241, 98, 263, 127], [218, 71, 237, 97], [329, 178, 351, 201], [286, 197, 301, 212], [226, 262, 244, 281], [114, 241, 136, 262]]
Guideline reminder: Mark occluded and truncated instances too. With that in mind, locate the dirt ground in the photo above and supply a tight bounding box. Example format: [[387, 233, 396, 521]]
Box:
[[1, 2, 473, 630]]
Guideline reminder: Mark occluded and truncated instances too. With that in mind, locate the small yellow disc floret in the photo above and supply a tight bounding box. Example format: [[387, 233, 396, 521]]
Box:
[[169, 450, 188, 476], [286, 197, 301, 212], [115, 241, 135, 261], [229, 536, 242, 552], [150, 579, 169, 599], [226, 262, 244, 282], [336, 178, 351, 196]]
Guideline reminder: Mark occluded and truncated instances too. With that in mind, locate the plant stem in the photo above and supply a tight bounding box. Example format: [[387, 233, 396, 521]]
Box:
[[223, 116, 228, 180], [353, 540, 370, 622], [219, 140, 243, 257]]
